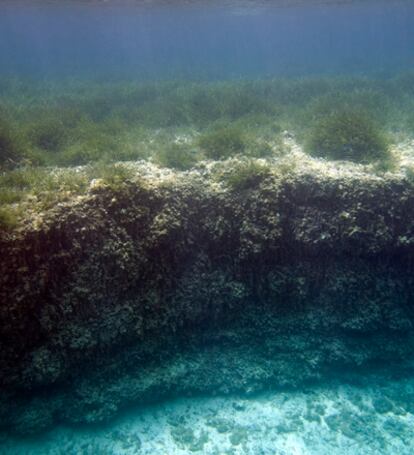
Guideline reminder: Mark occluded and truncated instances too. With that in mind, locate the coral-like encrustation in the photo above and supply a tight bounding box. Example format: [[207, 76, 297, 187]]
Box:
[[1, 161, 414, 435]]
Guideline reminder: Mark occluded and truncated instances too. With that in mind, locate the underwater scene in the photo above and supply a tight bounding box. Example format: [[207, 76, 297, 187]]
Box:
[[1, 0, 414, 454]]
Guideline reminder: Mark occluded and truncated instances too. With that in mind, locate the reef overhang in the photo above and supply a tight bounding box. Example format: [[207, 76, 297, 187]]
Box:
[[1, 163, 414, 434]]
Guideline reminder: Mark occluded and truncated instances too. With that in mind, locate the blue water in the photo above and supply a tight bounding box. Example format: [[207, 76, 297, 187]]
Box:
[[0, 1, 414, 80]]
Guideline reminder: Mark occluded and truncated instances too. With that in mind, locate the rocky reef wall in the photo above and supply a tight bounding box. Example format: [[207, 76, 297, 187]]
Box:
[[1, 168, 414, 434]]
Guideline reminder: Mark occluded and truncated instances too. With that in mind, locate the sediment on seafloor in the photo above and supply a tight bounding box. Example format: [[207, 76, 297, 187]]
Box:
[[1, 158, 414, 435]]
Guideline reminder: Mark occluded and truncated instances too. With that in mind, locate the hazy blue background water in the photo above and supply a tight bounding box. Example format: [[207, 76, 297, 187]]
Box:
[[0, 1, 414, 80]]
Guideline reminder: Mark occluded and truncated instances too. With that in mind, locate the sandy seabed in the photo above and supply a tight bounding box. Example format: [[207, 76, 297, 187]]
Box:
[[2, 376, 414, 455]]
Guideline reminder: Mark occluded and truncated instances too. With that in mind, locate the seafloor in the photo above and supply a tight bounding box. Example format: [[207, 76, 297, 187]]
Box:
[[2, 378, 414, 454]]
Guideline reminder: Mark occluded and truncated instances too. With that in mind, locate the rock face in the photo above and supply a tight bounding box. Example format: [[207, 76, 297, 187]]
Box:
[[1, 166, 414, 435]]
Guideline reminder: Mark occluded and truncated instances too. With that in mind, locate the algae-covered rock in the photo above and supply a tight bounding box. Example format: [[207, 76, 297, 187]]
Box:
[[170, 427, 209, 452], [0, 117, 23, 168], [0, 161, 414, 435], [372, 397, 394, 414], [306, 109, 390, 164], [229, 427, 248, 445]]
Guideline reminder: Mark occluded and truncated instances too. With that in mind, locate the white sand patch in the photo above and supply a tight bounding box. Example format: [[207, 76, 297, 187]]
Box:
[[2, 378, 414, 455]]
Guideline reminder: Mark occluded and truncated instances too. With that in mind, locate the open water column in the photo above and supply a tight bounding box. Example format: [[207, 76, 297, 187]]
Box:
[[1, 0, 414, 453]]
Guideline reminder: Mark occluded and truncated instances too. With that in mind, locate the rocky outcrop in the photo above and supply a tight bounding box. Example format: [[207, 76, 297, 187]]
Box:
[[1, 164, 414, 434]]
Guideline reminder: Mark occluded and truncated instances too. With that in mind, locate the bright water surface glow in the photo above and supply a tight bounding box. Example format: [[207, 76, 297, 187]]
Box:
[[0, 0, 413, 79]]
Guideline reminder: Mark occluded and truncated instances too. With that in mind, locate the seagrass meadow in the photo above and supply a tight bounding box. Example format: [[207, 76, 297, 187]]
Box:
[[1, 1, 414, 454]]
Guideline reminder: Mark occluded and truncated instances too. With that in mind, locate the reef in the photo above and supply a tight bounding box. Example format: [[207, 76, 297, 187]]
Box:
[[1, 158, 414, 435]]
